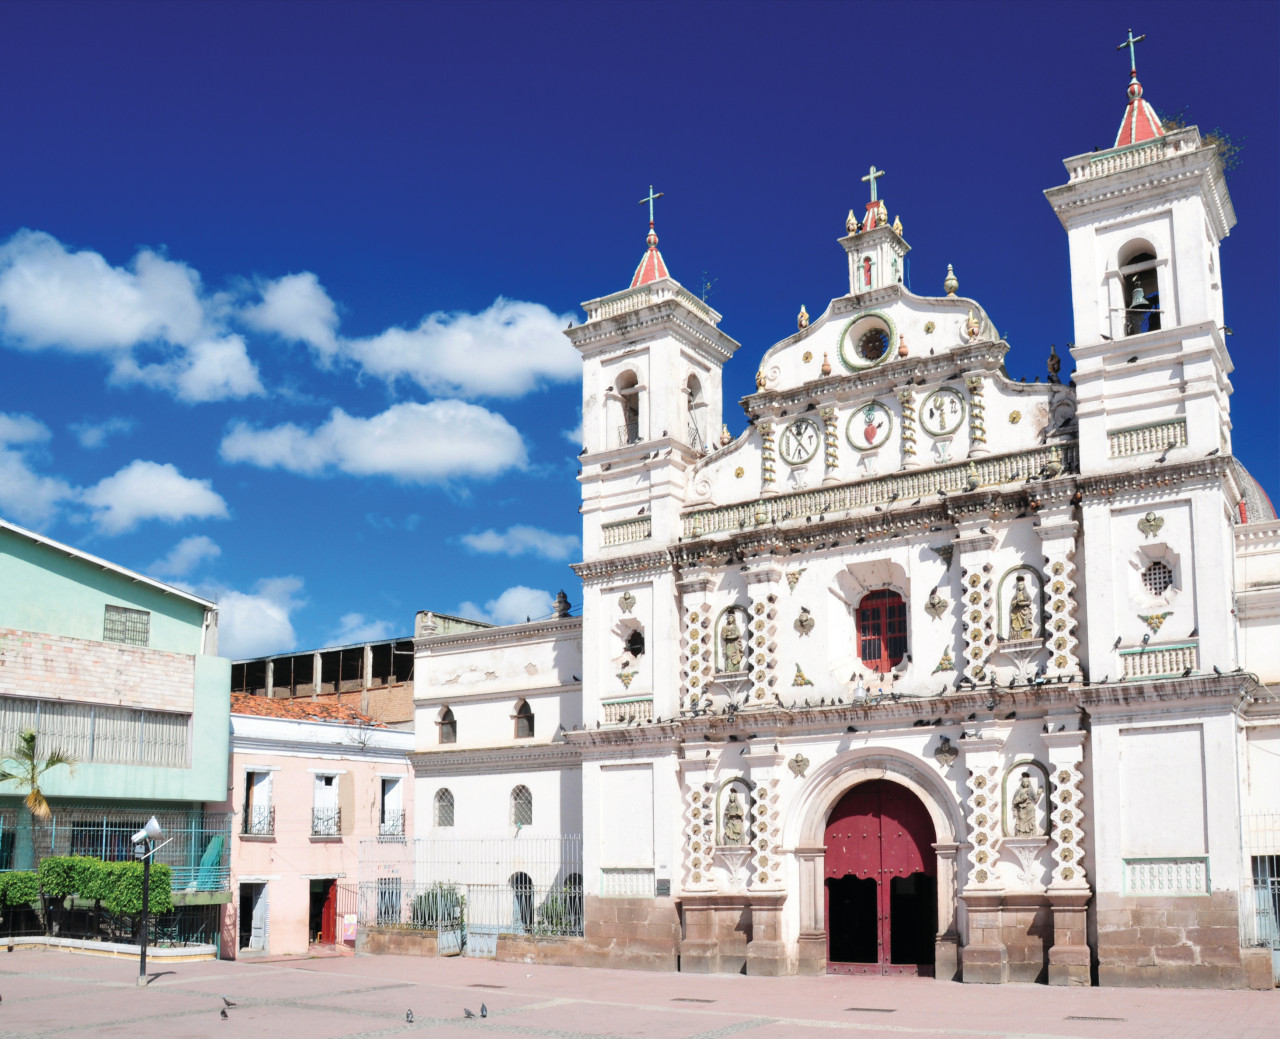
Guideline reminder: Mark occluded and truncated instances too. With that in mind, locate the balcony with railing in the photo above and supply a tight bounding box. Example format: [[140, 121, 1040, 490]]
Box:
[[241, 804, 275, 837], [312, 806, 341, 838], [378, 811, 405, 839]]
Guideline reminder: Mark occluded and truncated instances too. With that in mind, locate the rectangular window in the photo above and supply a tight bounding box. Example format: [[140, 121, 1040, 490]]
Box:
[[244, 771, 274, 836], [312, 774, 340, 836], [379, 778, 404, 836], [103, 605, 150, 647], [69, 819, 144, 862]]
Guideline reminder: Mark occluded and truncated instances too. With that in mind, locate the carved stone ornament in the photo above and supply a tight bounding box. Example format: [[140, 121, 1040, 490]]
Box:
[[794, 607, 815, 636], [924, 590, 948, 620], [792, 663, 814, 686], [931, 544, 954, 567], [1011, 772, 1042, 836], [1139, 611, 1172, 634], [618, 591, 636, 613], [1138, 511, 1164, 538], [933, 735, 958, 768], [788, 753, 810, 778], [786, 568, 806, 591], [932, 647, 955, 674], [617, 669, 637, 689]]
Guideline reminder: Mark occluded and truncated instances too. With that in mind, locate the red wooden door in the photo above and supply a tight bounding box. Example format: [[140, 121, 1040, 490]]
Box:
[[321, 881, 337, 944], [824, 780, 936, 974]]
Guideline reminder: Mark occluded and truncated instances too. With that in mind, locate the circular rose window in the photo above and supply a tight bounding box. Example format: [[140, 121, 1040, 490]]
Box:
[[838, 312, 896, 370]]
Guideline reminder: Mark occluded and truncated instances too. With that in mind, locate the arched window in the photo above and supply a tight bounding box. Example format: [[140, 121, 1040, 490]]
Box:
[[857, 590, 907, 673], [1120, 245, 1161, 336], [510, 872, 534, 933], [514, 700, 535, 740], [439, 706, 456, 745], [511, 785, 533, 827], [685, 373, 705, 450], [434, 788, 454, 828], [615, 370, 641, 446]]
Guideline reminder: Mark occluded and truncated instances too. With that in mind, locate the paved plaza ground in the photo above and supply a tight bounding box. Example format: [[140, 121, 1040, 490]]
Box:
[[0, 949, 1273, 1039]]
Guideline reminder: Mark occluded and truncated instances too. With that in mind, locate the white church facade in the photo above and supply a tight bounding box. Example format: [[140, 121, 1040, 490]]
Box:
[[407, 51, 1280, 987]]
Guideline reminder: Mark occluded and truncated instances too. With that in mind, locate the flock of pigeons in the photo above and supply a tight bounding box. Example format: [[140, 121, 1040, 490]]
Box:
[[217, 995, 489, 1024]]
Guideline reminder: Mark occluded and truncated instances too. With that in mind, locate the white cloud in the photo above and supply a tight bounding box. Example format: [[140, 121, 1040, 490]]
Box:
[[70, 416, 136, 449], [460, 525, 579, 561], [81, 460, 229, 535], [457, 585, 553, 627], [0, 230, 262, 402], [0, 413, 75, 527], [213, 576, 306, 659], [329, 612, 396, 645], [562, 420, 583, 447], [147, 535, 221, 579], [220, 400, 527, 483], [242, 271, 339, 359], [345, 297, 579, 398]]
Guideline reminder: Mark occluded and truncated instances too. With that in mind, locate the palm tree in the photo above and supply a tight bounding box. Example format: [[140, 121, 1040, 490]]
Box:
[[0, 729, 75, 820]]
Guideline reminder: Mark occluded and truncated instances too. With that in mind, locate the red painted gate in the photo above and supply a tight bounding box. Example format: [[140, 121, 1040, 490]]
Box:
[[824, 780, 937, 975]]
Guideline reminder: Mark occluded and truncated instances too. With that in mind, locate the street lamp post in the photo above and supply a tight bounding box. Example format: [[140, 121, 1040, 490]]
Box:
[[132, 816, 163, 987]]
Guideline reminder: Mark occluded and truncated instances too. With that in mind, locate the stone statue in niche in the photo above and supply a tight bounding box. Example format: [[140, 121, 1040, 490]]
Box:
[[721, 788, 747, 846], [1012, 772, 1041, 836], [1008, 574, 1037, 640], [720, 610, 746, 673]]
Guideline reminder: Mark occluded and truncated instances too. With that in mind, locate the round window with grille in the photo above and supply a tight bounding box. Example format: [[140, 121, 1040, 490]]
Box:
[[1142, 560, 1173, 595]]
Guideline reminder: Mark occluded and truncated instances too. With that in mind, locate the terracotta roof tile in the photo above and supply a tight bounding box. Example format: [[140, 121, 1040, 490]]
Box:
[[230, 693, 382, 726]]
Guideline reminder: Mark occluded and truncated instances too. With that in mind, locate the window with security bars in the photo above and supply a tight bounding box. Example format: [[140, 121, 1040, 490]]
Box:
[[857, 589, 908, 673], [0, 697, 189, 768], [1142, 560, 1174, 596], [511, 785, 533, 827], [103, 605, 150, 647], [434, 788, 455, 827]]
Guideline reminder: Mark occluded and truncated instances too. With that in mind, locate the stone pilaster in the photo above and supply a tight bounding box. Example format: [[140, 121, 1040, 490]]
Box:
[[795, 847, 827, 975], [1034, 502, 1081, 680], [1043, 722, 1091, 986], [959, 732, 1009, 983], [897, 387, 919, 468], [933, 841, 961, 981], [745, 892, 788, 976], [742, 559, 783, 706], [677, 566, 716, 712], [954, 524, 997, 684]]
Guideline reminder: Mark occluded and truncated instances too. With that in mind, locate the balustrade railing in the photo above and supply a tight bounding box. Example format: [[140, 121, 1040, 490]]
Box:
[[1120, 642, 1199, 679], [601, 516, 651, 546], [1108, 419, 1187, 458], [242, 804, 275, 837], [379, 811, 405, 838], [312, 807, 341, 837]]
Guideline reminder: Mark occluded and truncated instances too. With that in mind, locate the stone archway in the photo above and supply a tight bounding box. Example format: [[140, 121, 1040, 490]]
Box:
[[787, 749, 965, 978]]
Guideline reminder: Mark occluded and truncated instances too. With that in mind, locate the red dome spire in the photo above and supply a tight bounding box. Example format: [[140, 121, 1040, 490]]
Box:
[[630, 185, 670, 288], [1114, 28, 1165, 148]]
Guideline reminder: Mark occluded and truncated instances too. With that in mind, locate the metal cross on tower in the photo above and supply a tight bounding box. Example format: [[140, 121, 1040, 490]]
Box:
[[1117, 28, 1147, 74], [861, 165, 885, 203], [639, 185, 664, 227]]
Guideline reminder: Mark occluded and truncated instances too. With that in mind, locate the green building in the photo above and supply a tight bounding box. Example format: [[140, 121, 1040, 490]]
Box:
[[0, 518, 232, 943]]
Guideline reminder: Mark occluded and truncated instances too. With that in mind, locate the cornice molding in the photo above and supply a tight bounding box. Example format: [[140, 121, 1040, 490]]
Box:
[[410, 742, 582, 777], [416, 615, 581, 653]]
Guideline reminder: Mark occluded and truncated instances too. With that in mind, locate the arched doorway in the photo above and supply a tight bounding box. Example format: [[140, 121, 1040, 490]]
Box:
[[824, 779, 937, 975]]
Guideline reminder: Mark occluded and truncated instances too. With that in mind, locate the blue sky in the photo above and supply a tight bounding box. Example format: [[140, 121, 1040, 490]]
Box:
[[1, 1, 1275, 658]]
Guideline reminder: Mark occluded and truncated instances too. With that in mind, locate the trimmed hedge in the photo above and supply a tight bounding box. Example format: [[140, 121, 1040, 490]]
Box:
[[8, 856, 173, 915]]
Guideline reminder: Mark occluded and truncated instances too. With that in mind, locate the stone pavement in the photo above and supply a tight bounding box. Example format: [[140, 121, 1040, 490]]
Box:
[[0, 949, 1273, 1039]]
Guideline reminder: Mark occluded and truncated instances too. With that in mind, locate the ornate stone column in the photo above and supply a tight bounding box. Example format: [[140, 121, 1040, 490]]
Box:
[[677, 563, 717, 713], [1043, 721, 1091, 986], [959, 731, 1009, 984], [760, 421, 777, 495], [742, 557, 783, 707], [953, 519, 997, 685], [1034, 498, 1081, 680], [897, 387, 919, 469], [820, 407, 840, 484], [965, 375, 988, 456]]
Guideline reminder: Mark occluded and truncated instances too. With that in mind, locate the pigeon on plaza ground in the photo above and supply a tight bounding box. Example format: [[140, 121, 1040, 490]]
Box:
[[481, 1003, 488, 1018], [220, 1008, 228, 1020], [222, 997, 236, 1007], [5, 944, 10, 952], [465, 1008, 476, 1019], [406, 1010, 414, 1023]]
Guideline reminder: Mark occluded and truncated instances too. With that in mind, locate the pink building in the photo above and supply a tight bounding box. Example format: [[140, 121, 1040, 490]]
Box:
[[218, 694, 414, 957]]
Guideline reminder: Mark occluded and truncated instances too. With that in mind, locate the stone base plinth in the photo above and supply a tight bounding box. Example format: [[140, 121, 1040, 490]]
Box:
[[796, 932, 827, 975], [583, 895, 680, 971]]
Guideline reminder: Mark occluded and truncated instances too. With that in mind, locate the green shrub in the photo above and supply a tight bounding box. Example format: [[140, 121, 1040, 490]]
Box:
[[0, 871, 38, 906], [37, 856, 100, 899], [28, 856, 172, 914], [410, 882, 462, 929], [101, 861, 172, 916]]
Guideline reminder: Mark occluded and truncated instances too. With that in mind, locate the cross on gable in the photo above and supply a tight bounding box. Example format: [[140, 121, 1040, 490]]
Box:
[[861, 165, 885, 203], [1117, 28, 1147, 74]]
